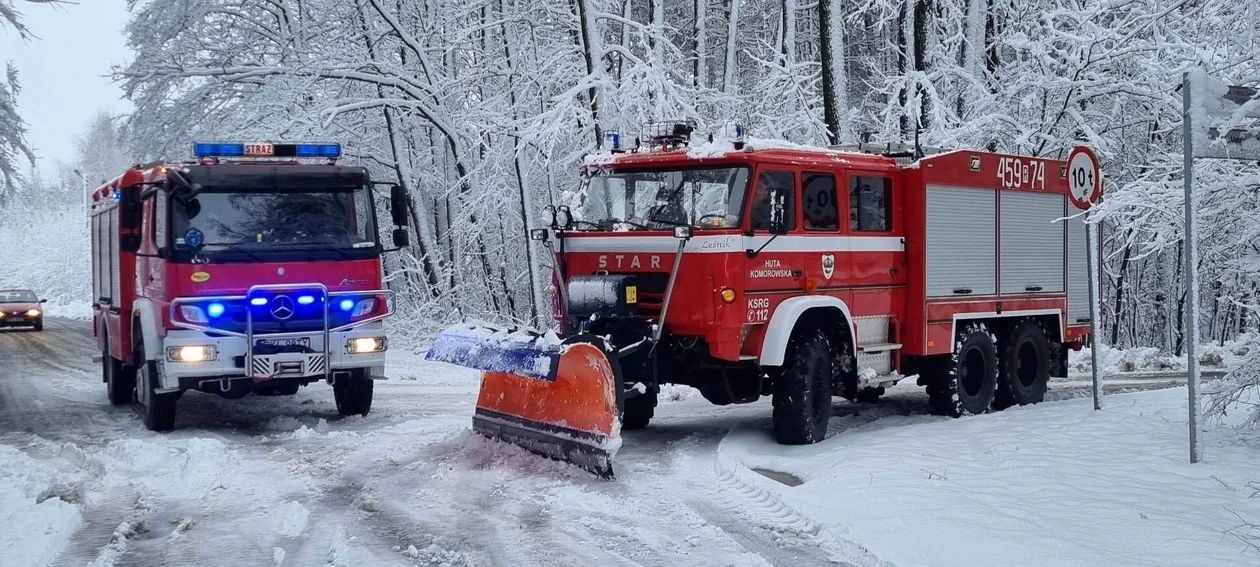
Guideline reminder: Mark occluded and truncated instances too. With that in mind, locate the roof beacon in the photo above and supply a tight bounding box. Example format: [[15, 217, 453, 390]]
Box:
[[604, 130, 622, 153], [192, 142, 342, 161]]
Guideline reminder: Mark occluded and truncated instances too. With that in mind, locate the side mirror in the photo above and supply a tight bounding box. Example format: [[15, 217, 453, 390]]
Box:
[[118, 185, 143, 231], [392, 228, 410, 248], [38, 299, 47, 304], [530, 228, 549, 241], [389, 185, 410, 227], [672, 226, 693, 239], [769, 188, 789, 235]]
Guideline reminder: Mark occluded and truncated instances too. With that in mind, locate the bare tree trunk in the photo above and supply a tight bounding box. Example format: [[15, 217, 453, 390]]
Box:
[[499, 0, 543, 326], [722, 0, 742, 94], [694, 0, 708, 89], [819, 0, 847, 144], [573, 0, 603, 146]]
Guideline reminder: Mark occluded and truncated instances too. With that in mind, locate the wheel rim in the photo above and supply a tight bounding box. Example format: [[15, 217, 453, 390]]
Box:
[[1016, 341, 1039, 387], [961, 348, 986, 397]]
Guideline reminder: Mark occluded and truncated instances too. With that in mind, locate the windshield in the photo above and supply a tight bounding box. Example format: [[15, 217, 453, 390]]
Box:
[[579, 166, 750, 230], [172, 186, 377, 254], [0, 290, 36, 303]]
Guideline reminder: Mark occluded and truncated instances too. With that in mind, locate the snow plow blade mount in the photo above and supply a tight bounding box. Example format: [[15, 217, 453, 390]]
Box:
[[425, 326, 623, 479]]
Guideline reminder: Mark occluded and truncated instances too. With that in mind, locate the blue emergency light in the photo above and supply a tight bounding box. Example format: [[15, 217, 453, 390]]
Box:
[[193, 142, 342, 159]]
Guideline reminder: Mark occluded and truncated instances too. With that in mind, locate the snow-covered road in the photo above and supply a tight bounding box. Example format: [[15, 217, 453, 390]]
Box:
[[2, 320, 1258, 566]]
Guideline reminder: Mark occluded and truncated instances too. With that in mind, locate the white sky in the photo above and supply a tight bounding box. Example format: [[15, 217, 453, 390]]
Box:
[[1, 0, 132, 168]]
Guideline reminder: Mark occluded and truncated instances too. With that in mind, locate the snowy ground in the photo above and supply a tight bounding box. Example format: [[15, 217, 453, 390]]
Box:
[[2, 320, 1258, 566]]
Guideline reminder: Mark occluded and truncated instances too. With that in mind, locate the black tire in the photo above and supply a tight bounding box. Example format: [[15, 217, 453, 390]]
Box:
[[928, 323, 998, 417], [334, 370, 373, 416], [33, 321, 42, 332], [772, 329, 834, 445], [994, 319, 1051, 409], [134, 333, 177, 431], [621, 391, 656, 430], [103, 330, 135, 406]]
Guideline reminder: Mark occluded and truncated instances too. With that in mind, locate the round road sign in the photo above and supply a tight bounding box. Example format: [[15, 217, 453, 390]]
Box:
[[1067, 146, 1102, 209]]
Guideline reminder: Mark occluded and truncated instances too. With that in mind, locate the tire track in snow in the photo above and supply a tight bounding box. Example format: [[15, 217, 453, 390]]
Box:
[[677, 449, 890, 567]]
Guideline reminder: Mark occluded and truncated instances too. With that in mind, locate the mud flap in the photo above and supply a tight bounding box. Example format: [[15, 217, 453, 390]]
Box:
[[426, 326, 623, 478]]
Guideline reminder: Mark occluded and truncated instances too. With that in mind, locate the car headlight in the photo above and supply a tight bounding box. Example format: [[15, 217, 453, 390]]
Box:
[[26, 309, 40, 317], [346, 337, 387, 354], [167, 345, 216, 362]]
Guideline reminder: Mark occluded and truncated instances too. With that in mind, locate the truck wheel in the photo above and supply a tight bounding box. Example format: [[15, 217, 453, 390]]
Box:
[[772, 329, 834, 445], [928, 323, 998, 417], [132, 332, 177, 431], [994, 319, 1050, 409], [334, 370, 373, 416], [621, 392, 656, 430], [103, 331, 135, 406]]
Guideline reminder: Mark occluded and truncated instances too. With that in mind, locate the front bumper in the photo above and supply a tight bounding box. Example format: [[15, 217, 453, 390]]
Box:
[[0, 315, 40, 327], [161, 323, 387, 389]]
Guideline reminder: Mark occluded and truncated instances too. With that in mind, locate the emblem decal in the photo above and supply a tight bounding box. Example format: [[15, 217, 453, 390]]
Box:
[[821, 255, 835, 280], [270, 295, 295, 320], [190, 271, 210, 283]]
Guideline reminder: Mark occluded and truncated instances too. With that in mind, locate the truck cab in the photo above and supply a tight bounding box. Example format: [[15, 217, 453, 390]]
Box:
[[91, 142, 411, 431]]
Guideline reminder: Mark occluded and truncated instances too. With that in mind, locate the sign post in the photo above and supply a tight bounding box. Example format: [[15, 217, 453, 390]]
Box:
[[1067, 146, 1103, 411], [1183, 72, 1202, 463], [1178, 69, 1260, 463]]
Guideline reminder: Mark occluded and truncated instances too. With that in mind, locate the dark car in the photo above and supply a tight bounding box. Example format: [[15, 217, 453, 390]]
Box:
[[0, 289, 46, 331]]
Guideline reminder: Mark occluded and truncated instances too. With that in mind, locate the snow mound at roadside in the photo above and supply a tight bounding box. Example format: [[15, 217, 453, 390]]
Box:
[[0, 445, 84, 567]]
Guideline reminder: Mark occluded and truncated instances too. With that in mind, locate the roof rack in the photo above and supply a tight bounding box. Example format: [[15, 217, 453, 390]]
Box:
[[830, 142, 953, 166]]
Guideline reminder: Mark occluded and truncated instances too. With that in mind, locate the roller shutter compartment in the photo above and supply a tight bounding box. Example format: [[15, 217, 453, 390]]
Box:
[[926, 185, 996, 297], [1000, 191, 1066, 294]]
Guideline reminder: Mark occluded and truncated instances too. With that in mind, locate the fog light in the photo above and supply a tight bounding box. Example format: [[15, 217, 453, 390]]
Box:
[[347, 337, 387, 354], [720, 288, 736, 303], [168, 345, 216, 362]]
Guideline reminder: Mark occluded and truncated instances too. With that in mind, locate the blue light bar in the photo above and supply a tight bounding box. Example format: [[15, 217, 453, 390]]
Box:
[[295, 143, 342, 158], [192, 142, 342, 159], [207, 303, 226, 318], [250, 297, 268, 306], [193, 143, 245, 157], [339, 299, 355, 312], [297, 295, 316, 305]]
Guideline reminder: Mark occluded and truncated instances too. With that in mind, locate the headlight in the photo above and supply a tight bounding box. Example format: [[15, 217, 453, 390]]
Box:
[[167, 345, 216, 362], [351, 298, 377, 317], [179, 305, 208, 324], [346, 337, 387, 354], [26, 309, 40, 317]]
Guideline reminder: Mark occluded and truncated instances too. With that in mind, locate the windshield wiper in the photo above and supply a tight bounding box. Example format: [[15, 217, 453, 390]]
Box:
[[206, 242, 266, 262], [646, 216, 696, 229], [291, 240, 356, 260]]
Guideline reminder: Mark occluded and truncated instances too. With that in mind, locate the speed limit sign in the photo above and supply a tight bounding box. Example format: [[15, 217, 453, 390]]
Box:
[[1067, 146, 1102, 209]]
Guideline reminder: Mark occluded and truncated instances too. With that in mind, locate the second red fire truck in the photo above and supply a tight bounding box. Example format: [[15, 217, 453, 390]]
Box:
[[91, 142, 410, 431], [429, 125, 1095, 477]]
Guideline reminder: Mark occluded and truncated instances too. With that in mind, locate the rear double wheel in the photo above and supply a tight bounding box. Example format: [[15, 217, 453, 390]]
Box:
[[772, 329, 835, 444], [102, 328, 135, 406], [994, 319, 1051, 409], [928, 323, 998, 417]]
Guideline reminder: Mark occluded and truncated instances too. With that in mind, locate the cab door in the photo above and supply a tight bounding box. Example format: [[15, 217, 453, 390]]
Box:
[[800, 170, 850, 307], [742, 168, 798, 325]]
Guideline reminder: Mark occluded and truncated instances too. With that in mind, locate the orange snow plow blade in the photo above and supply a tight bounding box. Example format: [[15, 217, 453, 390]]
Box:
[[425, 327, 623, 478]]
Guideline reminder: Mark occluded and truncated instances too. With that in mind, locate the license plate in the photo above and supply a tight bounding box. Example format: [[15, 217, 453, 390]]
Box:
[[6, 317, 24, 323], [256, 338, 310, 348]]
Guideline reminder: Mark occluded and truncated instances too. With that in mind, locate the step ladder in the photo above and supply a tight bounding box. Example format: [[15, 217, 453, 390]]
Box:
[[853, 316, 906, 389]]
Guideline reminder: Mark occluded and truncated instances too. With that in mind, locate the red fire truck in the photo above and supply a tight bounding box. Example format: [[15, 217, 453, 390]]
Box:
[[428, 126, 1094, 477], [90, 142, 410, 431]]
